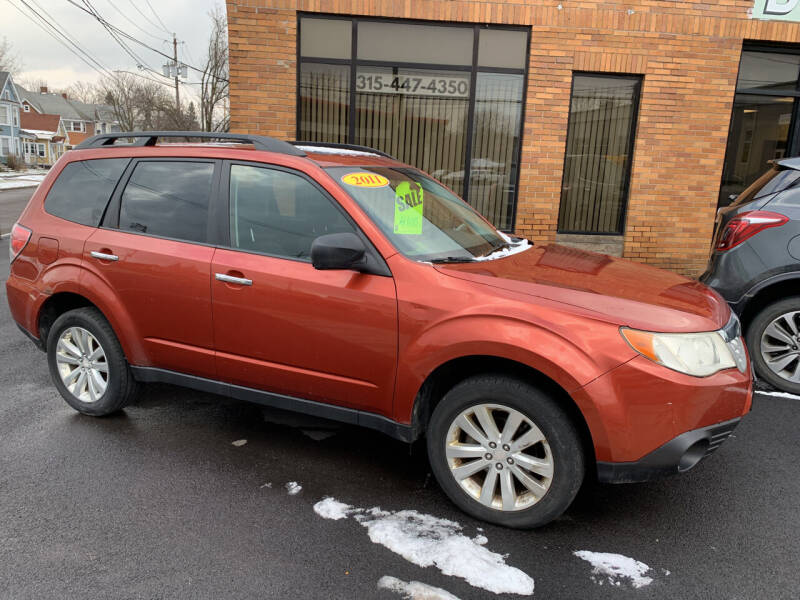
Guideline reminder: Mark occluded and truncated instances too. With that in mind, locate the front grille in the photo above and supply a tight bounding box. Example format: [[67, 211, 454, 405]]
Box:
[[703, 419, 740, 458]]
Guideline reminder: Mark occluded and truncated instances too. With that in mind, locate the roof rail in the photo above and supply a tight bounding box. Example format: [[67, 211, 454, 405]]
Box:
[[74, 131, 307, 156], [291, 141, 395, 160]]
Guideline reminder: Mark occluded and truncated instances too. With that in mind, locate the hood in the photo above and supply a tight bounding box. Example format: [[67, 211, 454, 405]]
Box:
[[435, 243, 730, 333]]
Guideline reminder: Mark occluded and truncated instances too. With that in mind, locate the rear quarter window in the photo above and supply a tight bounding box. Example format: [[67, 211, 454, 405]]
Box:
[[44, 158, 129, 226]]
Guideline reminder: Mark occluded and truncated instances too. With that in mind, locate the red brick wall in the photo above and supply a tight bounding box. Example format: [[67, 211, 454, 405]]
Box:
[[226, 0, 800, 275]]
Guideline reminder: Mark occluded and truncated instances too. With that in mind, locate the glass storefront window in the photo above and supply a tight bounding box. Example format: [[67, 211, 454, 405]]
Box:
[[357, 21, 473, 65], [298, 16, 529, 231], [478, 29, 528, 69], [354, 67, 470, 197], [299, 18, 351, 60], [299, 63, 350, 143], [720, 95, 794, 204], [557, 74, 641, 235], [468, 73, 524, 231], [719, 49, 800, 207], [736, 51, 800, 94]]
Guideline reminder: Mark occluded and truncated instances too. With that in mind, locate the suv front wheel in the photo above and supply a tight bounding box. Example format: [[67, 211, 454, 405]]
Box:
[[47, 307, 139, 416], [426, 375, 584, 529]]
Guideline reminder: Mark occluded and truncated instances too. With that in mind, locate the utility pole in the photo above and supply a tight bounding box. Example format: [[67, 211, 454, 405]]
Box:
[[172, 33, 180, 117]]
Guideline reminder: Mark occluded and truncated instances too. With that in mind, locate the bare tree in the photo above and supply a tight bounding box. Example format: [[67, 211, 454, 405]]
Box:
[[98, 73, 139, 131], [63, 80, 100, 104], [18, 77, 49, 93], [200, 5, 229, 132], [0, 37, 21, 73]]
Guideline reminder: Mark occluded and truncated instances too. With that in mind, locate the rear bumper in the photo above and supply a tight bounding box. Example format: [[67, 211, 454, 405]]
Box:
[[597, 417, 741, 483]]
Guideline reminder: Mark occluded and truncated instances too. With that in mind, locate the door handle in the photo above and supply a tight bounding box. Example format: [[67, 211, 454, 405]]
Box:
[[90, 251, 119, 261], [215, 273, 253, 286]]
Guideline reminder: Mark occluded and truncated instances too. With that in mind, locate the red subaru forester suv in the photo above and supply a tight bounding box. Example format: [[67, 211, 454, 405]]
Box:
[[7, 132, 752, 528]]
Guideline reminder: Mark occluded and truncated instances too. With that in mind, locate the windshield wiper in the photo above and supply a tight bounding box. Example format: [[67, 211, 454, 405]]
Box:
[[429, 256, 477, 264]]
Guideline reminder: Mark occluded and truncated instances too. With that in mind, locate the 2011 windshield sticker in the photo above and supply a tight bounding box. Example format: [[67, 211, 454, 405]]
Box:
[[394, 181, 424, 235], [341, 172, 390, 188]]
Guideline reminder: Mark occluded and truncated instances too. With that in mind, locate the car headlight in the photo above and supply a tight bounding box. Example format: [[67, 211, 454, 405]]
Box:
[[620, 325, 747, 377]]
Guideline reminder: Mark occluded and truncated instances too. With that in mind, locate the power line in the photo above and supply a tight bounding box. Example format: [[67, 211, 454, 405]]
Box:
[[78, 0, 168, 82], [127, 0, 168, 35], [143, 0, 170, 35], [66, 0, 227, 82], [104, 0, 168, 43], [5, 0, 115, 81]]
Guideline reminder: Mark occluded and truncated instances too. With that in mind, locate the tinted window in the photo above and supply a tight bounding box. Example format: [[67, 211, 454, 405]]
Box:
[[732, 166, 800, 208], [119, 161, 214, 243], [229, 165, 355, 260], [45, 159, 128, 226]]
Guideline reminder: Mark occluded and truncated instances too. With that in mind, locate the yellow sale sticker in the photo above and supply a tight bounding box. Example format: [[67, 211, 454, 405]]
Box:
[[341, 172, 390, 188]]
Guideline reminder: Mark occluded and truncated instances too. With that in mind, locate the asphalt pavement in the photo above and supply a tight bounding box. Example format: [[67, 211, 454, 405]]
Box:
[[1, 193, 799, 599], [0, 187, 34, 235]]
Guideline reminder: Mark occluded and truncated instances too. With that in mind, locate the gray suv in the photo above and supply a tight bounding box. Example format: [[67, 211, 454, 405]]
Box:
[[702, 158, 800, 394]]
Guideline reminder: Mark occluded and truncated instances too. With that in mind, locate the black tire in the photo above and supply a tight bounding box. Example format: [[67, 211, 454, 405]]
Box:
[[426, 374, 584, 529], [746, 296, 800, 394], [47, 307, 139, 416]]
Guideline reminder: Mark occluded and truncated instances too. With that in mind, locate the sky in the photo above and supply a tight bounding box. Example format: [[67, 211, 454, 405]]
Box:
[[2, 0, 223, 96]]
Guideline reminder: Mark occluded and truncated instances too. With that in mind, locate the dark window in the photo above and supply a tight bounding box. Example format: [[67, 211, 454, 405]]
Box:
[[719, 49, 800, 207], [119, 161, 214, 243], [45, 158, 128, 226], [229, 164, 355, 260], [558, 73, 641, 235]]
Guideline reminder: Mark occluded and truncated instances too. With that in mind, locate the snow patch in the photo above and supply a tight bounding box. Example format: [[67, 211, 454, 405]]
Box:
[[314, 497, 353, 520], [474, 238, 531, 261], [296, 145, 380, 157], [285, 481, 302, 495], [755, 390, 800, 401], [378, 575, 461, 600], [313, 498, 534, 595], [231, 439, 248, 447], [574, 550, 654, 589]]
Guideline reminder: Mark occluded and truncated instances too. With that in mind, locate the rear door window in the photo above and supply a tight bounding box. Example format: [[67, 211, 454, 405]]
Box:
[[118, 161, 214, 244], [44, 158, 128, 226]]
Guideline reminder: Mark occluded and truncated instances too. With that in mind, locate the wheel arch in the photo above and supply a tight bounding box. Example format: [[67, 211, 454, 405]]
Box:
[[409, 355, 597, 469], [740, 276, 800, 332], [36, 284, 145, 365]]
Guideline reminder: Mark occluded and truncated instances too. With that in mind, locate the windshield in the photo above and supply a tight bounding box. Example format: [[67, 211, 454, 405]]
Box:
[[328, 166, 512, 262]]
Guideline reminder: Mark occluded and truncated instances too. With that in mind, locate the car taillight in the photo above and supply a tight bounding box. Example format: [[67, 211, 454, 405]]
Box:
[[715, 210, 789, 252], [9, 223, 32, 263]]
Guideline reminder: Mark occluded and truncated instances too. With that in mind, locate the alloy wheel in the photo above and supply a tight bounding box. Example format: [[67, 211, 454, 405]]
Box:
[[55, 326, 109, 403], [760, 310, 800, 383], [445, 403, 554, 511]]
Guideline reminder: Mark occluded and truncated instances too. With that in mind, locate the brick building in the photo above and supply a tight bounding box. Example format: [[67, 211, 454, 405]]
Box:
[[226, 0, 800, 275]]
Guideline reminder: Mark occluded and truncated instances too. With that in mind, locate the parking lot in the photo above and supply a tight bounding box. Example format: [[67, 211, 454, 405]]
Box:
[[1, 189, 799, 599]]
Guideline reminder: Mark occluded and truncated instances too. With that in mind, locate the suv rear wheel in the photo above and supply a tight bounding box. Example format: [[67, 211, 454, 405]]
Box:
[[747, 297, 800, 394], [47, 307, 139, 415], [426, 375, 584, 528]]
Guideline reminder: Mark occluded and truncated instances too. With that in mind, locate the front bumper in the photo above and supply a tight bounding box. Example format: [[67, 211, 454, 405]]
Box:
[[597, 417, 741, 483]]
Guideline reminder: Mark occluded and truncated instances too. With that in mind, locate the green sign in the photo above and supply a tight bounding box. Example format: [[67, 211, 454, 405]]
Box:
[[394, 181, 424, 235], [753, 0, 800, 21]]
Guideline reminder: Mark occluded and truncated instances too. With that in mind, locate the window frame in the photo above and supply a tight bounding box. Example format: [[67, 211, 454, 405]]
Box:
[[220, 159, 390, 275], [101, 157, 223, 247], [557, 71, 643, 236], [296, 14, 530, 233]]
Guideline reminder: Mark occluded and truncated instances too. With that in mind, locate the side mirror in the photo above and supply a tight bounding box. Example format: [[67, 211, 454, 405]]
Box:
[[311, 232, 367, 271]]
